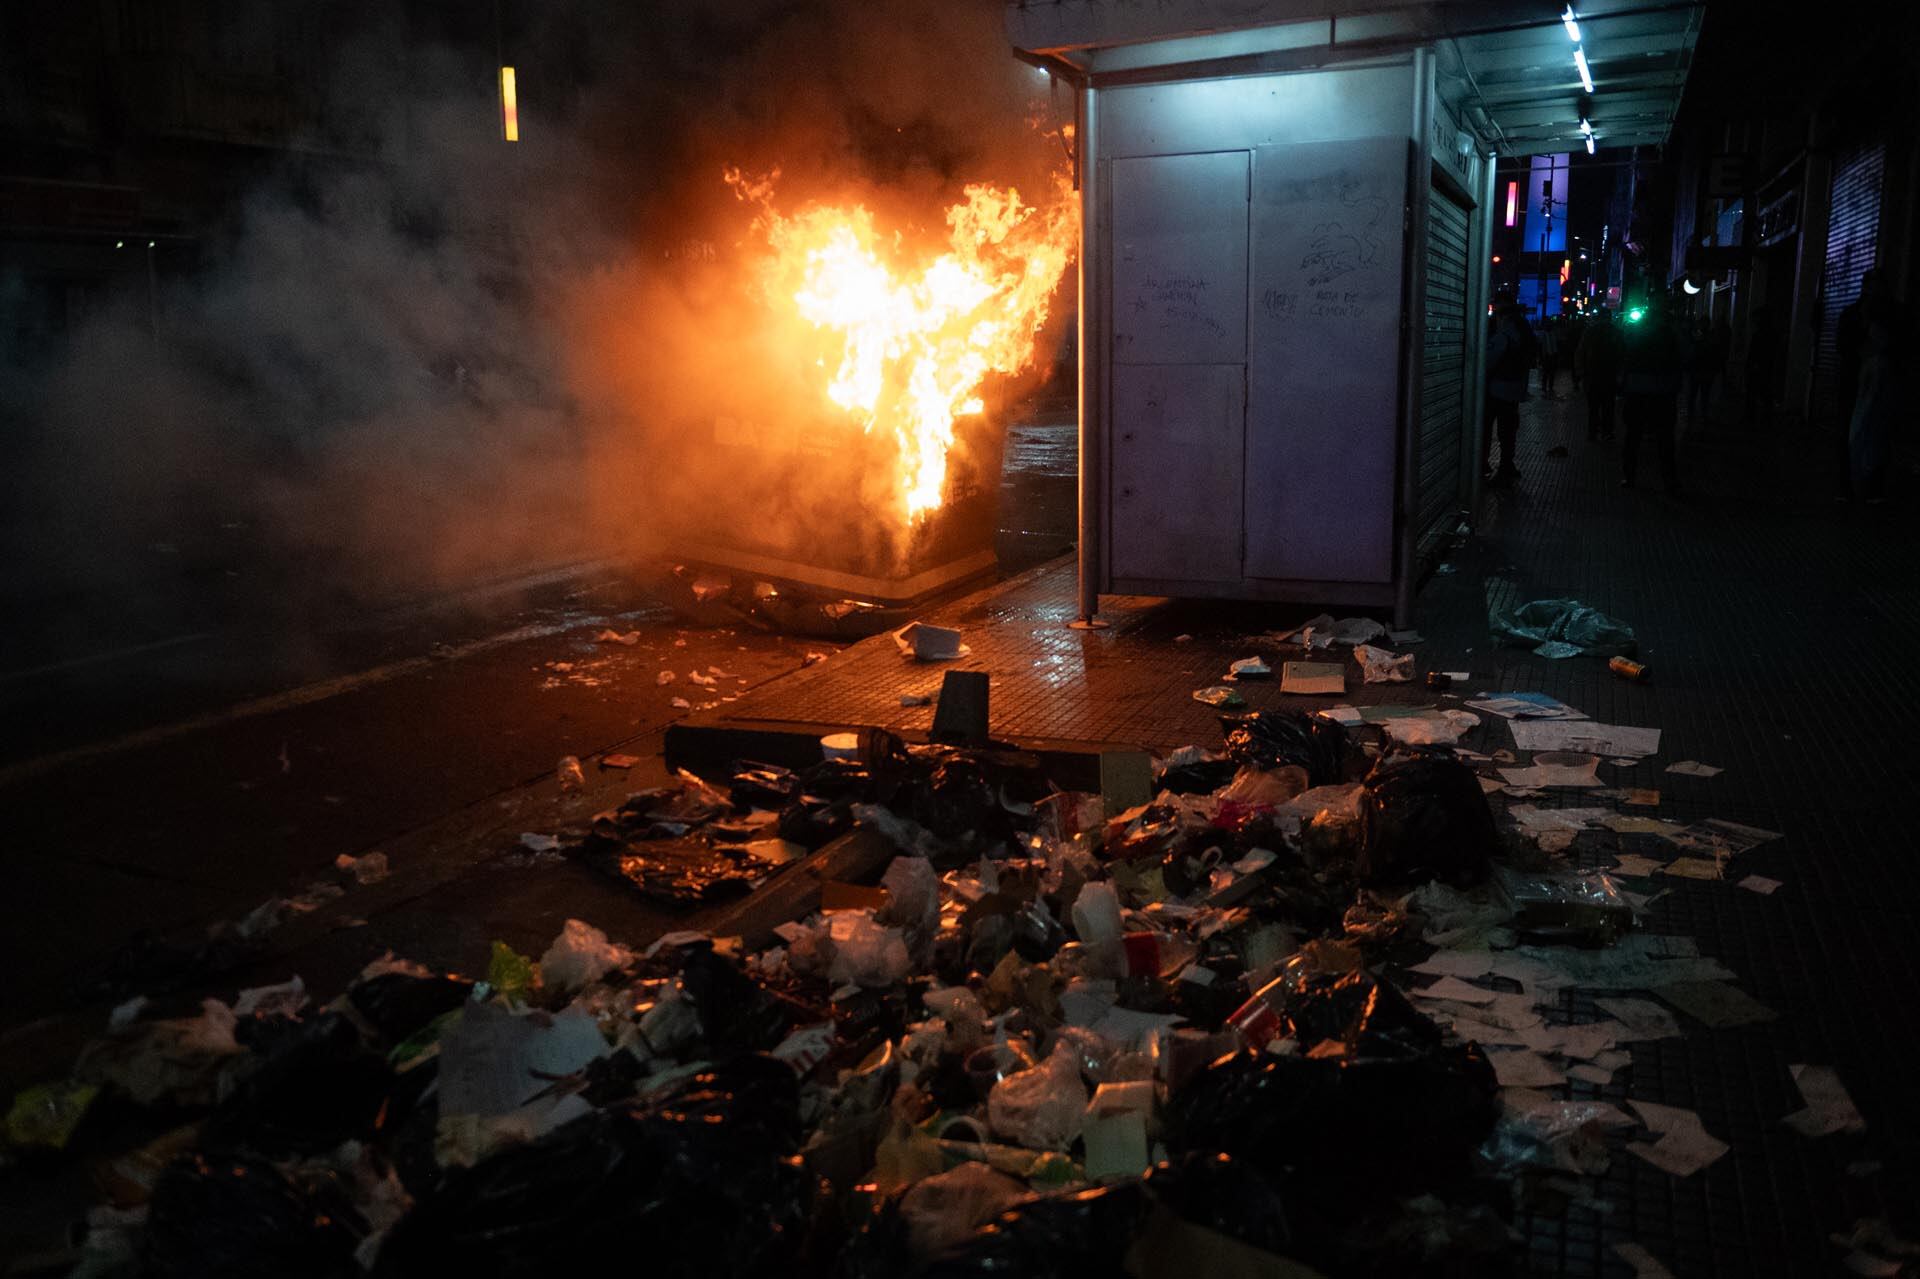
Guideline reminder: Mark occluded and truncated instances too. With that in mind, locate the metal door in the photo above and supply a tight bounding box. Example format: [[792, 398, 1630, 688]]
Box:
[[1107, 151, 1249, 584], [1417, 181, 1471, 553], [1243, 137, 1408, 583]]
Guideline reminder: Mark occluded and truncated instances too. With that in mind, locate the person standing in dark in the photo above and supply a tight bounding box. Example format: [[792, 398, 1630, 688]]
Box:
[[1578, 310, 1619, 441], [1836, 270, 1878, 440], [1744, 303, 1780, 429], [1537, 316, 1561, 397], [1484, 302, 1536, 485], [1618, 294, 1690, 493], [1848, 285, 1905, 503]]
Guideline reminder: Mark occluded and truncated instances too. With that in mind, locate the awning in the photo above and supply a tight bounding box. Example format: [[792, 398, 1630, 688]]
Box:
[[1441, 3, 1704, 157], [1007, 1, 1705, 156]]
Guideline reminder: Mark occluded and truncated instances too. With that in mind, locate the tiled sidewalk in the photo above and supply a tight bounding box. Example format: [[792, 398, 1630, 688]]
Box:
[[691, 388, 1917, 1276]]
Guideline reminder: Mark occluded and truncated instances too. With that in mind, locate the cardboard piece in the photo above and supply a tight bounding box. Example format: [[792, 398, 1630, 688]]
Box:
[[1280, 662, 1346, 694]]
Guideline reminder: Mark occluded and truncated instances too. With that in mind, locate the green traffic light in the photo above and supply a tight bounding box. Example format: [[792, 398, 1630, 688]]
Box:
[[1626, 307, 1646, 323]]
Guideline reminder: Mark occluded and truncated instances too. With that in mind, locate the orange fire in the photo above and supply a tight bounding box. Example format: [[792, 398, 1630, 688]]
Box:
[[727, 169, 1076, 524]]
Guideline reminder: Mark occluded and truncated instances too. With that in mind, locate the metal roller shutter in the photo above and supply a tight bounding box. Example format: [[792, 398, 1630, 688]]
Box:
[[1814, 140, 1884, 422], [1418, 183, 1471, 550]]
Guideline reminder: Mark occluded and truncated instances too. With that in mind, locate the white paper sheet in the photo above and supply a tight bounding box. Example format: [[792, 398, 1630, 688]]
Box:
[[1511, 719, 1662, 757]]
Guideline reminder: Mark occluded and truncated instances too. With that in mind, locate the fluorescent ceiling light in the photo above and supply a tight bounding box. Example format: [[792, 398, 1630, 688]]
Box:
[[1574, 46, 1595, 93], [1562, 7, 1581, 42]]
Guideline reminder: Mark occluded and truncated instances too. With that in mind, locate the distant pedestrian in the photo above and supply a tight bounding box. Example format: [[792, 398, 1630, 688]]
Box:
[[1484, 303, 1536, 486], [1618, 295, 1689, 494], [1744, 304, 1780, 429], [1837, 270, 1879, 442], [1538, 319, 1562, 397], [1684, 318, 1714, 419], [1578, 312, 1619, 441], [1848, 290, 1906, 504]]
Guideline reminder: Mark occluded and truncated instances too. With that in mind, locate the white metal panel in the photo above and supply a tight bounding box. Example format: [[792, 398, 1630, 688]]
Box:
[[1110, 151, 1249, 365], [1100, 66, 1413, 159], [1109, 364, 1245, 582], [1243, 136, 1408, 583]]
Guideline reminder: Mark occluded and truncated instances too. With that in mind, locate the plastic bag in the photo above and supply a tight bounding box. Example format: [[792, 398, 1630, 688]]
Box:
[[1219, 711, 1348, 785], [537, 919, 634, 993], [1490, 597, 1637, 657], [827, 912, 913, 988], [1353, 644, 1414, 684], [987, 1043, 1089, 1150], [1154, 747, 1237, 795], [899, 1162, 1034, 1256], [1358, 751, 1496, 886]]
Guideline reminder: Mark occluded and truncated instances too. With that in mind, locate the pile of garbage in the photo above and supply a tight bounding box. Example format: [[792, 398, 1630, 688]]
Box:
[[3, 700, 1841, 1278]]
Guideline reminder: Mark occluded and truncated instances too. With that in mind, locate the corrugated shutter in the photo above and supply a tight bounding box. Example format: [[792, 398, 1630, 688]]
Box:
[[1814, 139, 1884, 421], [1418, 183, 1471, 549]]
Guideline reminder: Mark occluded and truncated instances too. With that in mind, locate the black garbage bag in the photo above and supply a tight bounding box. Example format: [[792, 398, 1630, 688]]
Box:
[[1155, 755, 1238, 795], [349, 973, 474, 1045], [379, 1057, 812, 1279], [778, 793, 856, 849], [679, 946, 796, 1054], [1219, 711, 1347, 785], [921, 1182, 1156, 1279], [800, 756, 876, 800], [200, 1012, 391, 1158], [145, 1152, 361, 1279], [914, 753, 1001, 842], [1357, 751, 1496, 886], [1143, 1152, 1302, 1260], [731, 761, 802, 810], [1169, 971, 1497, 1197]]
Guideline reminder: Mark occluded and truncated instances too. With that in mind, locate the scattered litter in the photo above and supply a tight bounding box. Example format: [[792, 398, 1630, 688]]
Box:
[[1467, 692, 1586, 720], [1354, 644, 1414, 683], [556, 755, 586, 792], [1614, 1241, 1678, 1278], [1783, 1064, 1866, 1137], [334, 851, 390, 885], [671, 697, 691, 709], [900, 693, 933, 707], [893, 621, 968, 660], [1279, 661, 1345, 694], [1738, 874, 1782, 895], [1659, 857, 1724, 881], [1191, 685, 1245, 708], [1224, 655, 1271, 680], [1510, 719, 1661, 758], [1667, 818, 1782, 861], [232, 976, 308, 1019], [804, 651, 829, 665], [595, 629, 640, 646], [1491, 598, 1637, 658], [1173, 633, 1193, 643], [1593, 998, 1684, 1042], [518, 832, 559, 853], [1665, 760, 1722, 777], [1831, 1219, 1920, 1277], [1611, 853, 1668, 877], [657, 670, 676, 686], [1380, 709, 1481, 746], [1625, 1099, 1729, 1176], [1534, 641, 1584, 659], [689, 671, 718, 687], [1656, 980, 1776, 1028], [1500, 751, 1603, 789], [601, 753, 640, 770], [537, 919, 634, 993]]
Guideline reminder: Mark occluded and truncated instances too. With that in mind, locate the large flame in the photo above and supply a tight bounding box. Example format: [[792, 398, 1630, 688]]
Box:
[[728, 169, 1075, 524]]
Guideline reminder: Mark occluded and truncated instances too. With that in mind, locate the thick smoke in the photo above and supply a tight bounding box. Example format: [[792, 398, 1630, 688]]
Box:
[[2, 0, 1070, 643]]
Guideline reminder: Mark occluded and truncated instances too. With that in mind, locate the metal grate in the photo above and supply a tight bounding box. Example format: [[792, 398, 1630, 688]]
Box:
[[1419, 182, 1472, 552], [1812, 138, 1884, 424]]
